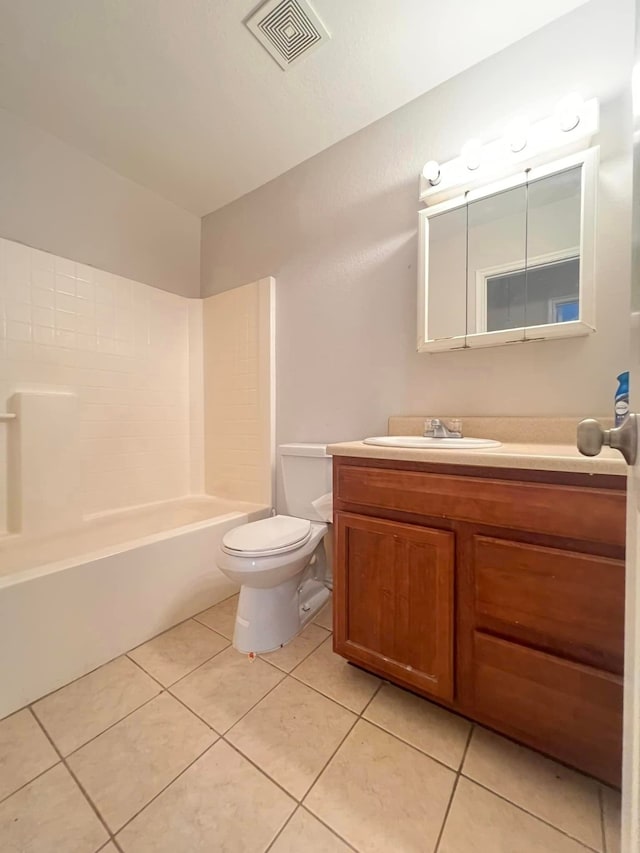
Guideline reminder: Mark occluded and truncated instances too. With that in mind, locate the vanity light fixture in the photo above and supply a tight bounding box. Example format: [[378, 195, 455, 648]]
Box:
[[506, 117, 529, 153], [461, 138, 482, 171], [419, 95, 598, 205], [422, 160, 441, 186], [555, 93, 583, 132]]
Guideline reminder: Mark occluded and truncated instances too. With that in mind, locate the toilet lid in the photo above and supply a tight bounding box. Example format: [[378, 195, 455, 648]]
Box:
[[222, 515, 312, 557]]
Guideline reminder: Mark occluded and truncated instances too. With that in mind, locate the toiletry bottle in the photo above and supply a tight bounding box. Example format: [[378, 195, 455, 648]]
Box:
[[615, 371, 629, 427]]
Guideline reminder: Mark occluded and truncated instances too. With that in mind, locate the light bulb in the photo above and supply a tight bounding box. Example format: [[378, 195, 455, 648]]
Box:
[[506, 117, 529, 153], [422, 160, 441, 186], [556, 93, 583, 132], [461, 138, 482, 171]]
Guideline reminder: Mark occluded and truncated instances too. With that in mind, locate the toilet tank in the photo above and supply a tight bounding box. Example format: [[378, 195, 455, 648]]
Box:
[[279, 444, 332, 521]]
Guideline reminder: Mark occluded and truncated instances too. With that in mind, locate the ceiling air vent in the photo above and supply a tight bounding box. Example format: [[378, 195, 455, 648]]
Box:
[[246, 0, 330, 70]]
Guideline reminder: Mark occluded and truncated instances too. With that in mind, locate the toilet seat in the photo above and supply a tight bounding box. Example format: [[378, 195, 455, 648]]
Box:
[[221, 515, 312, 557]]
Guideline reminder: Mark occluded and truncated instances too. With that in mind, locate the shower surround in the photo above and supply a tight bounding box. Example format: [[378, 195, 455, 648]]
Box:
[[0, 235, 275, 716]]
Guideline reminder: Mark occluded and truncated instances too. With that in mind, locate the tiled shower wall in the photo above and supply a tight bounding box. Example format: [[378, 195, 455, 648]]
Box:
[[0, 237, 199, 532], [203, 279, 274, 505]]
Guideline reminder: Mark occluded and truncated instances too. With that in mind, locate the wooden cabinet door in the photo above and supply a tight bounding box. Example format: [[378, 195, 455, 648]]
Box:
[[334, 511, 455, 701]]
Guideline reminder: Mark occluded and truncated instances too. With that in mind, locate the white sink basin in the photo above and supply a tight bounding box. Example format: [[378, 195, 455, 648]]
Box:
[[363, 436, 502, 450]]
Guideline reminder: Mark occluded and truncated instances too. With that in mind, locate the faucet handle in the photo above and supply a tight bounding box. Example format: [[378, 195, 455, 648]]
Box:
[[448, 418, 462, 435]]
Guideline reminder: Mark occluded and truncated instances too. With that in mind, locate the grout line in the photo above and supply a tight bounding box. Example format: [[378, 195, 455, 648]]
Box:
[[287, 634, 382, 716], [156, 637, 390, 845], [112, 738, 219, 840], [299, 681, 384, 805], [125, 630, 231, 690], [357, 714, 470, 777], [264, 804, 358, 853], [0, 596, 238, 726], [263, 806, 298, 853], [0, 764, 58, 808], [222, 738, 301, 804], [168, 657, 287, 736], [297, 806, 359, 852], [434, 724, 474, 853], [127, 614, 230, 658], [359, 679, 384, 716], [160, 623, 344, 750], [224, 690, 360, 807], [0, 733, 61, 806], [8, 651, 138, 718], [259, 625, 331, 675], [157, 666, 318, 809], [162, 688, 224, 737], [457, 775, 602, 853], [125, 653, 170, 690], [599, 786, 607, 853], [191, 590, 239, 633], [28, 707, 116, 847], [53, 690, 164, 761], [433, 773, 462, 853], [460, 722, 474, 772]]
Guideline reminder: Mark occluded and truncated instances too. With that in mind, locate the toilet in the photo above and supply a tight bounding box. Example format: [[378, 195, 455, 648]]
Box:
[[216, 443, 333, 654]]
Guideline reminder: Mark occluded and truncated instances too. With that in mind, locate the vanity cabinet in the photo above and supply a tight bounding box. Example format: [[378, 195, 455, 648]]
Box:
[[333, 456, 626, 786]]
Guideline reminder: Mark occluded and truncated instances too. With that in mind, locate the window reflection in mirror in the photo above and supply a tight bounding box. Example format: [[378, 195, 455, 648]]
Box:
[[471, 166, 582, 334], [467, 185, 527, 336], [485, 258, 580, 331], [524, 165, 581, 330]]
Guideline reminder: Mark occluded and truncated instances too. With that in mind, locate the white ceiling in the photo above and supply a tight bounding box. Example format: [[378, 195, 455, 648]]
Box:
[[0, 0, 588, 216]]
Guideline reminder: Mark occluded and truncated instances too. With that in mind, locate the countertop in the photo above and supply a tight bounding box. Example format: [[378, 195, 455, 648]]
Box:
[[327, 440, 626, 476]]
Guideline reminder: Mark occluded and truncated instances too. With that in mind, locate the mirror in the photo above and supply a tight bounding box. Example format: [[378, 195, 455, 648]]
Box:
[[418, 150, 596, 352], [427, 206, 467, 341], [467, 183, 527, 338]]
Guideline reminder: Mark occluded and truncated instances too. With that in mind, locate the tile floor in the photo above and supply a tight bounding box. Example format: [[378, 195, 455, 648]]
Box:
[[0, 594, 622, 852]]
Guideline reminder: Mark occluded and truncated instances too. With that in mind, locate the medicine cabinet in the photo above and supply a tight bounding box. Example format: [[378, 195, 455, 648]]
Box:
[[417, 149, 597, 352]]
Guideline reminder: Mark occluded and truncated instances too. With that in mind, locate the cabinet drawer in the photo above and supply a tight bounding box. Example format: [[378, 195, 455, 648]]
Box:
[[336, 464, 625, 545], [473, 536, 624, 673], [473, 632, 623, 786]]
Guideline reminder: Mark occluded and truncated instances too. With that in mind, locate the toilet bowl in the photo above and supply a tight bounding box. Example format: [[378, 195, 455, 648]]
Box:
[[215, 443, 333, 654], [217, 515, 330, 653]]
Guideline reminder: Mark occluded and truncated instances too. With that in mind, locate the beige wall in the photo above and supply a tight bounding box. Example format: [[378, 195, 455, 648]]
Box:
[[0, 237, 201, 531], [0, 107, 200, 298], [201, 0, 634, 448], [202, 279, 274, 505]]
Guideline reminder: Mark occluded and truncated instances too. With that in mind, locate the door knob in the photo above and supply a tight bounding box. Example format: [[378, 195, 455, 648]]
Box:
[[577, 413, 638, 465]]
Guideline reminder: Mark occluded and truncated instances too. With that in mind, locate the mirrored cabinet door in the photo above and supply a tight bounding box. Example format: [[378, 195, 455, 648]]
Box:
[[524, 165, 582, 337], [426, 206, 467, 345], [466, 184, 527, 344]]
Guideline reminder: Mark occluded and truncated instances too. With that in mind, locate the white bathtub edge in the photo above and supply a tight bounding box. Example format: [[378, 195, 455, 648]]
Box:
[[0, 508, 269, 718]]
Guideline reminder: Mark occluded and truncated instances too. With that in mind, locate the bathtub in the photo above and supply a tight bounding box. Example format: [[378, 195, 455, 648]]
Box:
[[0, 496, 269, 718]]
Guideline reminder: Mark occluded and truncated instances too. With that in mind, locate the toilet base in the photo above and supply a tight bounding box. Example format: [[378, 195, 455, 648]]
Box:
[[233, 576, 330, 654]]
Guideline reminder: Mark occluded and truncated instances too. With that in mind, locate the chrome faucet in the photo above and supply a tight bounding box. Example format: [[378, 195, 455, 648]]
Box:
[[423, 418, 463, 439]]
